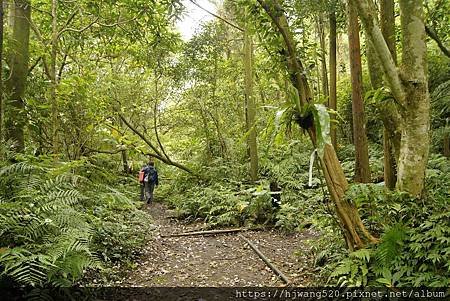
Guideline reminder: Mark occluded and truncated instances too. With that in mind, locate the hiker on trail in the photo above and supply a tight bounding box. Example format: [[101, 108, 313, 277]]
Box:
[[139, 160, 159, 204]]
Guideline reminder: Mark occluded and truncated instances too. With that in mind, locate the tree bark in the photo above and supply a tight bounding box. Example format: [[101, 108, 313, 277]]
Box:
[[444, 130, 450, 158], [0, 0, 4, 141], [5, 0, 31, 152], [117, 116, 129, 174], [380, 0, 396, 63], [50, 0, 58, 153], [244, 30, 258, 182], [365, 0, 398, 190], [211, 55, 228, 158], [257, 0, 377, 250], [352, 0, 406, 105], [366, 38, 383, 89], [318, 14, 329, 99], [396, 0, 430, 196], [348, 3, 371, 183], [352, 0, 431, 197], [329, 5, 337, 149], [380, 0, 398, 190]]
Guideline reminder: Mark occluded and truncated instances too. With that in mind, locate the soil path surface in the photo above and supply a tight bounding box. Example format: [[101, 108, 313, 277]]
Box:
[[123, 202, 318, 286]]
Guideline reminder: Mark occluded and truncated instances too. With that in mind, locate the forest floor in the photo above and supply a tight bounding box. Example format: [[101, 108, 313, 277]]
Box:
[[120, 202, 319, 287]]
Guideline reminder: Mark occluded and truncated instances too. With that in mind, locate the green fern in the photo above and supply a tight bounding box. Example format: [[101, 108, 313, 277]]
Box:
[[375, 223, 408, 268]]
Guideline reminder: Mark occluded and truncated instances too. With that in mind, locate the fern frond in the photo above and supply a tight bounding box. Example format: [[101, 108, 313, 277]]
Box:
[[0, 249, 55, 286], [376, 223, 408, 267], [47, 189, 85, 205], [350, 248, 371, 263], [0, 162, 46, 178]]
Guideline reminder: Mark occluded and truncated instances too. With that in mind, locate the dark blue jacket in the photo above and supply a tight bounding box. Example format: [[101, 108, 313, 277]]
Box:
[[142, 165, 159, 185]]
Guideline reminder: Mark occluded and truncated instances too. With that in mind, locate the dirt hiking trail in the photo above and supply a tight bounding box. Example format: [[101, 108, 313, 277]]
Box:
[[123, 202, 319, 286]]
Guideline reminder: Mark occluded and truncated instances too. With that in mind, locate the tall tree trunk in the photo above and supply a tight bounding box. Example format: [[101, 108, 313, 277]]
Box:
[[51, 0, 58, 153], [318, 14, 329, 99], [258, 0, 377, 250], [199, 104, 212, 160], [5, 0, 31, 152], [329, 5, 337, 149], [352, 0, 430, 197], [396, 0, 430, 195], [211, 55, 227, 158], [244, 30, 258, 182], [0, 0, 4, 141], [348, 3, 371, 183], [117, 117, 129, 173]]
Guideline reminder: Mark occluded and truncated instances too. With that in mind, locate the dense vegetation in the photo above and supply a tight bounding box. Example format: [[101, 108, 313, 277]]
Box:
[[0, 0, 449, 290]]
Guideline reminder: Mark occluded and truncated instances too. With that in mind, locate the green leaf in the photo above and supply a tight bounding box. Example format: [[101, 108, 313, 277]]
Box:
[[376, 278, 392, 286], [311, 104, 331, 158]]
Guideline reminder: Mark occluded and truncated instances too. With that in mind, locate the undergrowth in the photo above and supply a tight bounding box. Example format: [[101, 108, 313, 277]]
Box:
[[0, 144, 152, 287], [314, 154, 450, 287], [162, 142, 334, 231], [164, 141, 449, 287]]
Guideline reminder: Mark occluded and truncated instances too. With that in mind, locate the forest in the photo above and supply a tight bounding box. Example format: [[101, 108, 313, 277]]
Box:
[[0, 0, 449, 297]]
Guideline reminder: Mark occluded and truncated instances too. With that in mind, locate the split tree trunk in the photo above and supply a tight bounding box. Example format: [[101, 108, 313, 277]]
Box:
[[258, 0, 377, 250], [352, 0, 431, 197], [243, 30, 258, 182], [5, 0, 31, 152], [348, 3, 371, 183]]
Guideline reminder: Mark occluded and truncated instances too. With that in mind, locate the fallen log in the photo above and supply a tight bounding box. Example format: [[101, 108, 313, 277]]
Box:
[[238, 234, 291, 285], [160, 228, 245, 238]]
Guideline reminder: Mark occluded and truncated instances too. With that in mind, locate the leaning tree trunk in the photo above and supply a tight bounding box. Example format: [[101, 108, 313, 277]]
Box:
[[5, 0, 31, 152], [348, 3, 371, 183], [380, 0, 398, 190], [258, 0, 377, 250]]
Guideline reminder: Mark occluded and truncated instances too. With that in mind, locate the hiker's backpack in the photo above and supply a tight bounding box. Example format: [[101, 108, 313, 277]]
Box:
[[144, 167, 157, 184], [138, 170, 145, 183]]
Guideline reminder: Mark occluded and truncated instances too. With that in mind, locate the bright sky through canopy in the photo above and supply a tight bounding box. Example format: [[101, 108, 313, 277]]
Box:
[[176, 0, 218, 40]]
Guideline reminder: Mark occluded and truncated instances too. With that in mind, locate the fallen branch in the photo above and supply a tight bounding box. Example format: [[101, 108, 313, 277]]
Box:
[[161, 228, 244, 238], [238, 234, 291, 285]]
